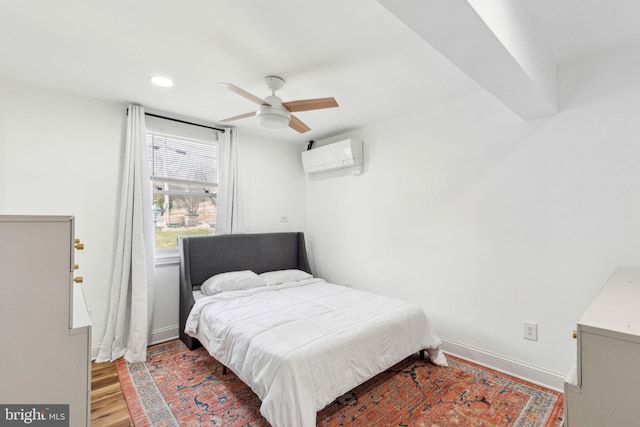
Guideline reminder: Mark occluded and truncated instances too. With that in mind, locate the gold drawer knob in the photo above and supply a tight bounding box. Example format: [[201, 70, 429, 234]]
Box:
[[74, 264, 79, 270], [74, 238, 80, 243], [74, 277, 83, 283], [75, 243, 84, 250], [572, 330, 577, 339]]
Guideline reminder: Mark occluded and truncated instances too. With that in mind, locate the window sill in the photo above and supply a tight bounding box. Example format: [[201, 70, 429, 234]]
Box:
[[155, 250, 179, 266]]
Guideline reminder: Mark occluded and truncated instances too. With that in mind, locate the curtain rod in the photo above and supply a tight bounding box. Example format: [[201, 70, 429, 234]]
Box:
[[144, 112, 226, 133]]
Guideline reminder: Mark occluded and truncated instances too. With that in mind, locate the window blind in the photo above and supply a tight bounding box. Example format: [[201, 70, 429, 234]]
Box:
[[146, 116, 219, 197]]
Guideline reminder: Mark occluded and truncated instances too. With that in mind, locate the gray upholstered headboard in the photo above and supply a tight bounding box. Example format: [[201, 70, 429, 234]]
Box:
[[178, 232, 311, 350]]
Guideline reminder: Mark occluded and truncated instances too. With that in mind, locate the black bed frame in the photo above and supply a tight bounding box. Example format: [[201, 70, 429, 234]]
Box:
[[178, 232, 312, 350]]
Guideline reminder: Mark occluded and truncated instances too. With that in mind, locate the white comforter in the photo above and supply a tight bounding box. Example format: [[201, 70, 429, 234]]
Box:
[[185, 278, 447, 427]]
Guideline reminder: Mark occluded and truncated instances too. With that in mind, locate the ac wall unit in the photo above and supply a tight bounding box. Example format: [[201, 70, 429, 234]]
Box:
[[301, 139, 363, 174]]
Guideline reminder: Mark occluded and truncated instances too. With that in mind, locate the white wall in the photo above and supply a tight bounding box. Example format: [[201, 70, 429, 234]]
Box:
[[0, 79, 307, 355], [0, 79, 124, 356], [305, 46, 640, 387], [240, 132, 306, 232]]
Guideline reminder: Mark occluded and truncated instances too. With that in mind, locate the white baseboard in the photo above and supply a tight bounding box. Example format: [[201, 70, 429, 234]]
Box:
[[440, 336, 565, 392], [149, 325, 180, 346]]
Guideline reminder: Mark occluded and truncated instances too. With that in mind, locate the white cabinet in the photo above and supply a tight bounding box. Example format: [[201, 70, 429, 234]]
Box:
[[0, 215, 91, 427], [564, 267, 640, 426]]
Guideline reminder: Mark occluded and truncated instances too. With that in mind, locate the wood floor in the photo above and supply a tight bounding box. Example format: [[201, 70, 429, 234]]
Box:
[[91, 361, 133, 427]]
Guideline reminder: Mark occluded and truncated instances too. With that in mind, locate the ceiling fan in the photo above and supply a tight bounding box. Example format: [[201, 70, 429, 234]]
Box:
[[218, 76, 339, 133]]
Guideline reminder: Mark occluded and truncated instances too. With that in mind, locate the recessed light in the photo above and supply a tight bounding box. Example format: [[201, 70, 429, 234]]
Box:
[[151, 76, 174, 87]]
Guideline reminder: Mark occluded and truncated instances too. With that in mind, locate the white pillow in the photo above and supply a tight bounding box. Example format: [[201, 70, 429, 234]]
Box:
[[201, 270, 266, 295], [259, 269, 313, 286]]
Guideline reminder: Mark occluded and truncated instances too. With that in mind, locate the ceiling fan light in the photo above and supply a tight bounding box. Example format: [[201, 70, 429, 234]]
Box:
[[256, 107, 291, 130]]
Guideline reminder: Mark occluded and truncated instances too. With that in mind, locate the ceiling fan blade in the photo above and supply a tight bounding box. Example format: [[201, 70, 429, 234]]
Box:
[[219, 83, 270, 106], [289, 114, 311, 133], [282, 97, 339, 112], [218, 111, 256, 122]]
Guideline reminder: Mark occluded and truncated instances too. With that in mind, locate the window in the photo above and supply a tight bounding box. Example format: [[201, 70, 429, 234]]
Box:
[[145, 115, 221, 254]]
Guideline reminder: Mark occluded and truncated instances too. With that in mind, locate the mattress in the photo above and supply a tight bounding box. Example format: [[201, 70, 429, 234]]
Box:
[[185, 278, 447, 427]]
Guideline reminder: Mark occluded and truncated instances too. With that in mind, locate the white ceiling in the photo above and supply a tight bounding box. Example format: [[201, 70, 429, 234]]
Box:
[[1, 0, 640, 143]]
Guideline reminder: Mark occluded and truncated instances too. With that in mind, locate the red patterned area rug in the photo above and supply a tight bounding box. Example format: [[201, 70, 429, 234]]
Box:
[[116, 339, 563, 427]]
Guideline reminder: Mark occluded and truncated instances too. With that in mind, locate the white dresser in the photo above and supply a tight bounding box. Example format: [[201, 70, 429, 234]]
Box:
[[564, 267, 640, 426], [0, 215, 91, 426]]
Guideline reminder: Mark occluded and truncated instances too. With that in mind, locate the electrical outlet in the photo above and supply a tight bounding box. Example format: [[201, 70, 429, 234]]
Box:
[[523, 321, 538, 341]]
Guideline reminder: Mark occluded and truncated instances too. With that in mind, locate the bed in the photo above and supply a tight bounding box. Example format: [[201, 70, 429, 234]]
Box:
[[179, 232, 447, 427]]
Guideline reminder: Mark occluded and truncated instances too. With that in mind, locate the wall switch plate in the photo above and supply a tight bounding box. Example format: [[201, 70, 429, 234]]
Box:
[[523, 321, 538, 341]]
